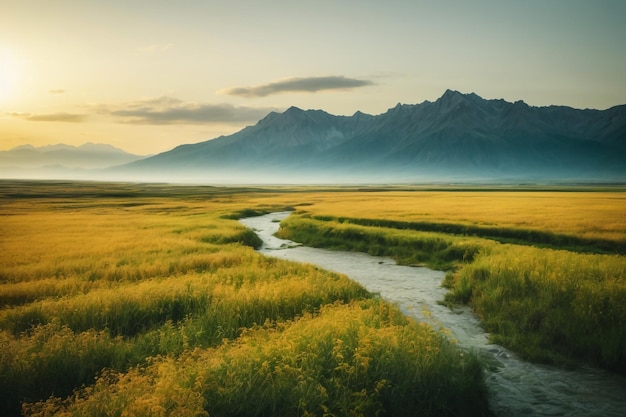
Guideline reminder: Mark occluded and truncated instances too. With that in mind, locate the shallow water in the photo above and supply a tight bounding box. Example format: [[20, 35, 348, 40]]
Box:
[[240, 212, 626, 417]]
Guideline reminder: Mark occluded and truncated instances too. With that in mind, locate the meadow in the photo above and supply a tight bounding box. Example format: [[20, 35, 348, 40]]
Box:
[[1, 181, 624, 416], [271, 187, 626, 371], [275, 188, 626, 253], [0, 181, 489, 417]]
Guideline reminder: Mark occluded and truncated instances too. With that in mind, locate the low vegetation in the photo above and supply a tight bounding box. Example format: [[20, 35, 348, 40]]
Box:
[[276, 204, 626, 374], [3, 180, 624, 416], [445, 246, 626, 372], [276, 214, 485, 270], [285, 189, 626, 253], [23, 301, 487, 417], [0, 181, 490, 417]]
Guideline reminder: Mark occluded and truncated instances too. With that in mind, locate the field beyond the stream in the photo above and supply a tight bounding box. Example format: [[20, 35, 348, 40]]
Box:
[[1, 180, 625, 416]]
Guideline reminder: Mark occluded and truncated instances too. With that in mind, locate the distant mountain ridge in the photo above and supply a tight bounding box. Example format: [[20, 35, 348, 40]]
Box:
[[0, 143, 146, 176], [119, 90, 625, 183], [11, 143, 133, 154]]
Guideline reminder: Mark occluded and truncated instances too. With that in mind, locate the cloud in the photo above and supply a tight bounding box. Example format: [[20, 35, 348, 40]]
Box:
[[49, 89, 65, 94], [219, 75, 375, 97], [9, 112, 85, 122], [8, 96, 277, 126], [7, 112, 30, 118], [98, 96, 277, 125]]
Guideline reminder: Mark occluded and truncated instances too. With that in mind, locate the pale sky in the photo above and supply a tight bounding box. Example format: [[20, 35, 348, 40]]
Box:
[[1, 0, 625, 155]]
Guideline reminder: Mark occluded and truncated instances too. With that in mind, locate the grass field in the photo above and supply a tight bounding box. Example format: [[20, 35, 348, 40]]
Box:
[[277, 214, 626, 371], [0, 181, 490, 417], [268, 187, 626, 372], [274, 189, 626, 253], [1, 180, 624, 416]]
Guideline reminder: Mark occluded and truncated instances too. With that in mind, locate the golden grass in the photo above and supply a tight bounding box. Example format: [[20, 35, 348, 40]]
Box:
[[0, 181, 489, 416], [256, 190, 626, 243], [445, 244, 626, 369], [2, 180, 624, 416], [24, 301, 486, 417], [273, 194, 626, 372]]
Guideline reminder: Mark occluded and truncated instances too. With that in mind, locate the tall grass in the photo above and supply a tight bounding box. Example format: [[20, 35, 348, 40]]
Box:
[[278, 211, 626, 375], [309, 214, 625, 254], [6, 181, 623, 415], [277, 214, 485, 270], [0, 250, 370, 414], [289, 190, 626, 246], [0, 181, 490, 416], [0, 323, 138, 413], [23, 301, 489, 417], [445, 245, 626, 372], [1, 258, 366, 336]]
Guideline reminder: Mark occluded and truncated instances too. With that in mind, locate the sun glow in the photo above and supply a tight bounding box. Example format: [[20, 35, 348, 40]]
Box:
[[0, 46, 21, 102]]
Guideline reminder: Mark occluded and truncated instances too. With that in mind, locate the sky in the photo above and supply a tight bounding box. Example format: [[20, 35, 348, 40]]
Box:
[[1, 0, 625, 155]]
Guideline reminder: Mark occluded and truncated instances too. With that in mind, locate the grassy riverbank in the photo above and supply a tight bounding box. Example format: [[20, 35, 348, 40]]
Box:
[[284, 188, 626, 249], [276, 213, 486, 270], [0, 181, 490, 417], [277, 210, 626, 373], [445, 245, 626, 372]]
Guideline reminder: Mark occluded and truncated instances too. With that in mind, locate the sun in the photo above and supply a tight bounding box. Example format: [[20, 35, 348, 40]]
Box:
[[0, 46, 21, 102]]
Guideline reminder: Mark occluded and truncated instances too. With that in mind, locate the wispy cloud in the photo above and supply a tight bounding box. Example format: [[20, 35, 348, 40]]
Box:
[[49, 89, 65, 94], [97, 96, 277, 125], [219, 75, 375, 98], [8, 96, 277, 126], [9, 112, 85, 122]]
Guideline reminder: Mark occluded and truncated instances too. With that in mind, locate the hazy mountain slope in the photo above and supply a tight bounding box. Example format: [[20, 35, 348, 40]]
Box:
[[118, 90, 626, 182], [0, 143, 146, 170], [125, 107, 375, 172], [328, 90, 625, 177]]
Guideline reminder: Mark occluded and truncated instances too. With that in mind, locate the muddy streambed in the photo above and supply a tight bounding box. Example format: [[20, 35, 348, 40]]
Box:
[[240, 212, 626, 417]]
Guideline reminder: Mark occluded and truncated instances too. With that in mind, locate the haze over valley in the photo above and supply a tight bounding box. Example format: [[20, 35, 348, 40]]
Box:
[[0, 143, 146, 178], [4, 90, 624, 184], [115, 90, 626, 183]]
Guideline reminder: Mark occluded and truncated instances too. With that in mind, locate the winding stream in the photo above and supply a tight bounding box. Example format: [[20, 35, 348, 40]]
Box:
[[240, 212, 626, 417]]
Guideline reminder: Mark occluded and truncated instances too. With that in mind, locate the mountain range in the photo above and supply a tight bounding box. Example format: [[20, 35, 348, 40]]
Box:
[[117, 90, 626, 183], [0, 143, 146, 178], [3, 90, 625, 183]]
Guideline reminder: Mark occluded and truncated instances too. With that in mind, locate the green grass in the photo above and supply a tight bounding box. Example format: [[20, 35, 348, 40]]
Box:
[[277, 214, 485, 270], [308, 215, 626, 254], [444, 245, 626, 372]]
